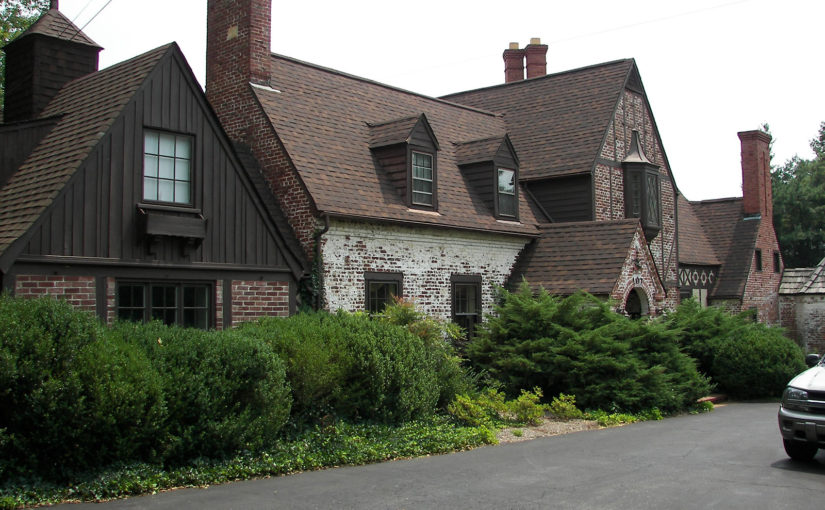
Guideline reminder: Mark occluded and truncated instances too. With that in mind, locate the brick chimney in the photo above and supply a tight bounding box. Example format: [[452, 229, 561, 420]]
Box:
[[738, 130, 773, 219], [2, 2, 100, 123], [503, 42, 525, 83], [524, 37, 548, 79], [206, 0, 272, 139]]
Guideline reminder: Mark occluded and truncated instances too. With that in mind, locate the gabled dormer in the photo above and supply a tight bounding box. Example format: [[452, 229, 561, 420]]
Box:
[[455, 134, 520, 221], [623, 130, 661, 241], [368, 113, 439, 210]]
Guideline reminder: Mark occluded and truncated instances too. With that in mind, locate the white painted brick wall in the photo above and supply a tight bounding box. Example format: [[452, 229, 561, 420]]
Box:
[[321, 219, 529, 321]]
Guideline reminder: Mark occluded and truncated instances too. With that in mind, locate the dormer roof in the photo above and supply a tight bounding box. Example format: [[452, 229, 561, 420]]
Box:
[[454, 135, 518, 167], [368, 114, 439, 150], [4, 6, 100, 50]]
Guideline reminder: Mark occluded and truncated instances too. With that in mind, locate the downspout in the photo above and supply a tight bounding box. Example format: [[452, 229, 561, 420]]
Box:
[[313, 213, 330, 310]]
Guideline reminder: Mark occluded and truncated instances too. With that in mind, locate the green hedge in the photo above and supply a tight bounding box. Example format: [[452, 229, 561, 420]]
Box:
[[466, 286, 711, 413]]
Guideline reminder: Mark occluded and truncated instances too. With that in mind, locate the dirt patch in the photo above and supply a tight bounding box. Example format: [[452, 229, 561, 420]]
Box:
[[496, 417, 600, 444]]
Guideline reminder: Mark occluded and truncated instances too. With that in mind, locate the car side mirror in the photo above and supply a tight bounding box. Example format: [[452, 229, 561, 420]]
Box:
[[805, 353, 821, 368]]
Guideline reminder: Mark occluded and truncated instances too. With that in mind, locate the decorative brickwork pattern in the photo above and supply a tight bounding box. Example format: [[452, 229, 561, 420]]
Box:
[[14, 274, 96, 312], [741, 219, 782, 324], [321, 220, 527, 321], [230, 280, 290, 324], [611, 225, 666, 316]]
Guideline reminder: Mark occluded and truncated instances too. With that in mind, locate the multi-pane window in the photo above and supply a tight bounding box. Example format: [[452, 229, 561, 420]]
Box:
[[497, 168, 517, 218], [143, 130, 193, 204], [452, 275, 481, 338], [624, 166, 661, 241], [365, 272, 403, 313], [411, 152, 433, 206], [645, 173, 659, 227], [117, 282, 211, 329]]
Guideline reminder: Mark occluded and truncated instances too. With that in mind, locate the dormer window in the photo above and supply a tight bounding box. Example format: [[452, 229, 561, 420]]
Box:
[[412, 151, 434, 206], [144, 130, 193, 205], [622, 130, 660, 241], [497, 168, 517, 218]]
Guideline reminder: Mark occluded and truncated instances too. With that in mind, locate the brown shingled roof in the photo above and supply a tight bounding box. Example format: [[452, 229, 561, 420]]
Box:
[[689, 198, 759, 299], [780, 257, 825, 295], [442, 60, 634, 180], [510, 219, 641, 295], [677, 194, 721, 265], [251, 54, 539, 237], [0, 44, 171, 265], [6, 7, 100, 49]]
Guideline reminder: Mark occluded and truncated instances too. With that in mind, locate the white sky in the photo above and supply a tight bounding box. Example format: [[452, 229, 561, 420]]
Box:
[[55, 0, 823, 201]]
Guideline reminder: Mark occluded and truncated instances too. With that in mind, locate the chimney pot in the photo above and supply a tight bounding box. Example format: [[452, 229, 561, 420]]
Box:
[[530, 37, 541, 45], [508, 42, 519, 50]]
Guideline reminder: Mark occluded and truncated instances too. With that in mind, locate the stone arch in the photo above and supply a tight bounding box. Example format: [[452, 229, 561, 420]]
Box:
[[624, 287, 650, 319]]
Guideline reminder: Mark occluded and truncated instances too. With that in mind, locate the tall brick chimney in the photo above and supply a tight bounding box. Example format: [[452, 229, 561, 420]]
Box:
[[738, 130, 773, 219], [503, 43, 525, 83], [206, 0, 272, 140], [524, 37, 548, 79], [2, 3, 100, 123]]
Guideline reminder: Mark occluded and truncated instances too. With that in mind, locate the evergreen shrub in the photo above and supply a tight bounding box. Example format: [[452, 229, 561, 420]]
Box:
[[466, 285, 710, 413]]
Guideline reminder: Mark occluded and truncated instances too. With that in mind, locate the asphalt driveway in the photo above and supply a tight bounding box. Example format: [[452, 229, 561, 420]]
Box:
[[65, 402, 824, 509]]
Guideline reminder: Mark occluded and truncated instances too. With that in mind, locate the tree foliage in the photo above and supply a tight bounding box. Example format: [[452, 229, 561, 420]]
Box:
[[772, 121, 825, 268], [0, 0, 49, 109]]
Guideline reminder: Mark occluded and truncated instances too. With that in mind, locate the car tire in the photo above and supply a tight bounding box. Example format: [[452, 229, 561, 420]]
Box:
[[783, 439, 818, 461]]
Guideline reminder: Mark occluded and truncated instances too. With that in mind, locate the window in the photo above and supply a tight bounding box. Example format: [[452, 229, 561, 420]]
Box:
[[623, 166, 661, 241], [143, 130, 193, 204], [411, 152, 434, 206], [117, 282, 211, 329], [497, 168, 517, 218], [755, 249, 763, 272], [773, 251, 781, 273], [365, 272, 403, 313], [452, 275, 481, 337]]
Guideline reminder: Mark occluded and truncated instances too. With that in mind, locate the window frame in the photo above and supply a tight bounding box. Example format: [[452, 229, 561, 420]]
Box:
[[408, 148, 437, 210], [142, 129, 195, 207], [623, 165, 661, 240], [116, 280, 213, 329], [451, 274, 482, 338], [495, 167, 519, 220], [364, 272, 403, 313]]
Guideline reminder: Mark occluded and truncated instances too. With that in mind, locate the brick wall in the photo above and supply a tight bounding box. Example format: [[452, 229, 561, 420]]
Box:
[[741, 218, 782, 324], [599, 90, 679, 311], [780, 294, 825, 354], [230, 280, 290, 324], [15, 274, 96, 312], [321, 220, 527, 322], [610, 225, 667, 316]]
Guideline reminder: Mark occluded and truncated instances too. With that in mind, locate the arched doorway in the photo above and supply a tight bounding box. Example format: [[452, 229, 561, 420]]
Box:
[[625, 288, 649, 319]]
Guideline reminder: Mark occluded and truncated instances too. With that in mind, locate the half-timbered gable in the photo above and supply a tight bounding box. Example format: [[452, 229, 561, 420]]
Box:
[[0, 5, 306, 328]]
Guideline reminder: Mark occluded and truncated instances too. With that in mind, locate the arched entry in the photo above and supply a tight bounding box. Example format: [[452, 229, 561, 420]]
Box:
[[625, 288, 650, 319]]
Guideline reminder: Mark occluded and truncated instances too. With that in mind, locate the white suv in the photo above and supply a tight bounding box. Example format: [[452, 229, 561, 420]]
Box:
[[778, 354, 825, 461]]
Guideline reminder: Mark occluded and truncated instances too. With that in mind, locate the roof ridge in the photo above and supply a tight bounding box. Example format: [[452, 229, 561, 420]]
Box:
[[800, 257, 825, 292], [440, 58, 634, 99], [269, 52, 501, 118], [690, 196, 743, 205]]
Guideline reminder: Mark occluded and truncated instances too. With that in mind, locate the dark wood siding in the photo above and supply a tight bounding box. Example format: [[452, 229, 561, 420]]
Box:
[[373, 144, 407, 199], [461, 161, 494, 214], [21, 53, 289, 270], [0, 119, 57, 189], [528, 175, 593, 222]]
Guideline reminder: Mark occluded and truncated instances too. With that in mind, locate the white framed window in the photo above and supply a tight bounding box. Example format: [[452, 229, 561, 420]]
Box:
[[143, 130, 193, 205], [411, 151, 434, 206], [497, 168, 517, 218]]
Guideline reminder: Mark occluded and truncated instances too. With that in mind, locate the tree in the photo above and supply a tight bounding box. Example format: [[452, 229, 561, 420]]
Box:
[[0, 0, 49, 110], [772, 122, 825, 268]]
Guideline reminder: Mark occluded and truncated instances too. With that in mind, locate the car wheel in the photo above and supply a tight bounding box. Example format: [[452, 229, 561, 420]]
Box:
[[783, 439, 818, 461]]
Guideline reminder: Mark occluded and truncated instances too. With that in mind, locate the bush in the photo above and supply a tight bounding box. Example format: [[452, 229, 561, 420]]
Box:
[[666, 299, 806, 399], [711, 325, 806, 399], [548, 394, 584, 421], [241, 310, 442, 424], [115, 321, 291, 464], [466, 286, 710, 414], [447, 387, 547, 427], [0, 296, 166, 481]]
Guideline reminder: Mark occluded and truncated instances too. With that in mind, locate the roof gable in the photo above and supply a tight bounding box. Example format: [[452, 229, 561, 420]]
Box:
[[677, 194, 721, 266]]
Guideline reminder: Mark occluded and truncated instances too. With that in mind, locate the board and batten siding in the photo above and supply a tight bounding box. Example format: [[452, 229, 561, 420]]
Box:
[[19, 52, 289, 270]]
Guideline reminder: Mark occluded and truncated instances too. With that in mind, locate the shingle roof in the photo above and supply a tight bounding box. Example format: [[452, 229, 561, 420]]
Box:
[[5, 7, 100, 49], [252, 55, 539, 237], [677, 194, 721, 266], [454, 136, 514, 167], [688, 198, 758, 298], [509, 219, 640, 295], [780, 257, 825, 295], [0, 44, 171, 260], [441, 60, 634, 180]]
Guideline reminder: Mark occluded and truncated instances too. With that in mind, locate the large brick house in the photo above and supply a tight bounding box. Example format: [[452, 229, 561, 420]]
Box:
[[0, 4, 307, 328], [203, 0, 694, 324]]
